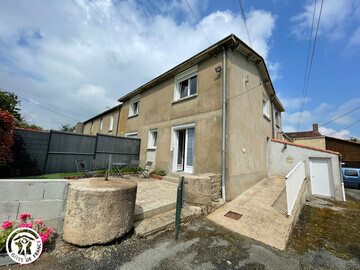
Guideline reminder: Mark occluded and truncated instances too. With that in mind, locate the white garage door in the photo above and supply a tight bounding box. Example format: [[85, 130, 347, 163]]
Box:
[[309, 158, 334, 197]]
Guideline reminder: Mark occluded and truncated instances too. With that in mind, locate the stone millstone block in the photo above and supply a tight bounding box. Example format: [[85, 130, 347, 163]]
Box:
[[63, 178, 137, 246]]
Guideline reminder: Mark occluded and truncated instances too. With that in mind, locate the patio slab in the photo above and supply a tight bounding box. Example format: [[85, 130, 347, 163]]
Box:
[[125, 176, 178, 221]]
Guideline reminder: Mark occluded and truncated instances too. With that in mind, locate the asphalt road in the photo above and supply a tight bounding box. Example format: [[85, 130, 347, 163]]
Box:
[[346, 187, 360, 201], [2, 216, 359, 270]]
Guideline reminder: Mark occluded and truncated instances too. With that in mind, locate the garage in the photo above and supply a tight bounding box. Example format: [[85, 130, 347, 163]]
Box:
[[309, 158, 335, 198]]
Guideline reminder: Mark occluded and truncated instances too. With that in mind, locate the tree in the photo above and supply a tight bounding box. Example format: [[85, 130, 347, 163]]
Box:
[[59, 124, 75, 132], [0, 90, 43, 130], [349, 137, 360, 143], [0, 109, 15, 165], [0, 91, 22, 122]]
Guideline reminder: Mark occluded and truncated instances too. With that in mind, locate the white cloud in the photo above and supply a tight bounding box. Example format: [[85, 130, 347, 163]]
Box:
[[319, 127, 350, 139], [0, 0, 278, 129], [291, 0, 359, 42]]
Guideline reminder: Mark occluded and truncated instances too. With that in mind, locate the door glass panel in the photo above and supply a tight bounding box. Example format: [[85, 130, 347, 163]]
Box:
[[186, 128, 194, 166], [177, 130, 185, 167], [189, 76, 197, 95]]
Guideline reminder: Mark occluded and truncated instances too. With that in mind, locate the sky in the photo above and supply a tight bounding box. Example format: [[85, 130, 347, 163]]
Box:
[[0, 0, 359, 139]]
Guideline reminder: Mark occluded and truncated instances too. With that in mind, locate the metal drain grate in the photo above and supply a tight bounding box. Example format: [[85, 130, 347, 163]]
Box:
[[224, 211, 243, 220]]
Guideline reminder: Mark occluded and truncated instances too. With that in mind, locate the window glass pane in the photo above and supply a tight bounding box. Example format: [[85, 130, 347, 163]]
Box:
[[345, 170, 358, 176], [186, 128, 194, 166], [180, 80, 189, 98], [263, 97, 269, 117], [190, 76, 197, 95], [99, 118, 103, 130], [153, 131, 157, 147], [133, 101, 139, 114], [109, 115, 114, 131]]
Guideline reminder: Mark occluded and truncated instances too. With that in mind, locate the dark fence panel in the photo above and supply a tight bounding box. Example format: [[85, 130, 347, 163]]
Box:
[[0, 129, 50, 177], [95, 134, 141, 168], [1, 129, 141, 177]]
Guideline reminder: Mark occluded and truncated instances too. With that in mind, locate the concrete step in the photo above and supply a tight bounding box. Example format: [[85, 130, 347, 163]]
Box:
[[134, 206, 197, 238], [134, 201, 176, 222], [162, 175, 180, 184]]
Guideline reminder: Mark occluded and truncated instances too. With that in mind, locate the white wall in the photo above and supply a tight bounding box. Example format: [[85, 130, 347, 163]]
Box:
[[0, 180, 69, 233], [267, 140, 344, 201]]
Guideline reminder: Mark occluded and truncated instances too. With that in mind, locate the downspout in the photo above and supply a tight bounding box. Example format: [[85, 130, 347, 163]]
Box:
[[339, 154, 346, 201], [221, 46, 227, 202], [271, 97, 275, 139], [116, 106, 121, 136]]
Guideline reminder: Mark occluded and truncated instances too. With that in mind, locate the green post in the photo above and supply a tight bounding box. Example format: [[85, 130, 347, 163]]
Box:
[[174, 176, 184, 240]]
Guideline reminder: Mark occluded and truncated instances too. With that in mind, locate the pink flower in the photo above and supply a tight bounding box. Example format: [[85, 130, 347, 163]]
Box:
[[18, 222, 33, 228], [1, 220, 13, 229], [19, 213, 31, 220], [34, 220, 43, 225]]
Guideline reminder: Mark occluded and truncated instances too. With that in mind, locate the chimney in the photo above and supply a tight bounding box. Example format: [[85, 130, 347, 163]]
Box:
[[313, 123, 319, 132]]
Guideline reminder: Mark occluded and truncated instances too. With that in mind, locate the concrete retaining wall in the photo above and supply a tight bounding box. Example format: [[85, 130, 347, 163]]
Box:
[[0, 180, 69, 233], [184, 174, 221, 205]]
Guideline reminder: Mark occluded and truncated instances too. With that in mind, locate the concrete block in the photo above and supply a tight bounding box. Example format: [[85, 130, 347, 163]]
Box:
[[0, 180, 44, 202], [44, 181, 69, 200], [0, 201, 19, 222], [18, 200, 64, 220]]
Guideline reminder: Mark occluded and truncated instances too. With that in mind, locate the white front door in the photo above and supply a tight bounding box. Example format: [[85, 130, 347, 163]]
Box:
[[172, 124, 195, 173], [309, 158, 334, 197]]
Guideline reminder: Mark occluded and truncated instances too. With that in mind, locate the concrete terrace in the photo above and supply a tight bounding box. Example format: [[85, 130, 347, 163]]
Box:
[[207, 176, 304, 250]]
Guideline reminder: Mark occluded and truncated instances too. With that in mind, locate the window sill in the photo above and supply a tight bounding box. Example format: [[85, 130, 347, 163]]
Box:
[[128, 114, 139, 119], [263, 114, 271, 122], [108, 130, 113, 132], [147, 147, 156, 151], [172, 94, 198, 105]]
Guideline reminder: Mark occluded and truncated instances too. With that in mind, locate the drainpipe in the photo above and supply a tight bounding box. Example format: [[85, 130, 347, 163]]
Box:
[[339, 154, 346, 201], [271, 96, 275, 139], [116, 106, 121, 136], [221, 46, 227, 202]]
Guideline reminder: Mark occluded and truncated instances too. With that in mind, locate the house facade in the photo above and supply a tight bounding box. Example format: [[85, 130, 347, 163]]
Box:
[[117, 34, 284, 200], [81, 105, 122, 136]]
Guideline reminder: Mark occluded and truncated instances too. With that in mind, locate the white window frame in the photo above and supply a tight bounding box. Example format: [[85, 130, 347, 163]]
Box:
[[99, 118, 103, 131], [90, 122, 94, 133], [128, 95, 140, 117], [125, 132, 138, 138], [109, 114, 114, 131], [174, 65, 198, 101], [148, 129, 158, 149], [263, 96, 270, 119]]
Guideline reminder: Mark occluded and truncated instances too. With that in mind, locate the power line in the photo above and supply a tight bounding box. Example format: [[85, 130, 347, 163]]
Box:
[[320, 105, 360, 127], [0, 87, 80, 123], [184, 0, 211, 46], [297, 0, 324, 131], [227, 82, 262, 101], [238, 0, 252, 48], [297, 0, 317, 131], [322, 119, 360, 136]]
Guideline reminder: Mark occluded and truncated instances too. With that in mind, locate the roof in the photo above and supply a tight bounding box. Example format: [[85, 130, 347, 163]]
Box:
[[271, 139, 340, 155], [83, 104, 121, 124], [284, 131, 322, 139], [117, 34, 284, 112]]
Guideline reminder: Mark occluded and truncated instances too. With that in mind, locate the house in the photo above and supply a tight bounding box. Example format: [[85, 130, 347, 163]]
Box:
[[116, 34, 285, 200], [285, 123, 360, 168], [76, 104, 122, 136]]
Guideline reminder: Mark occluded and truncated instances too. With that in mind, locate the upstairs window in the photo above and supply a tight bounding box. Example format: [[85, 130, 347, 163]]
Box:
[[174, 66, 198, 101], [99, 118, 103, 131], [275, 109, 280, 127], [109, 115, 114, 131], [90, 122, 94, 134], [129, 95, 140, 117], [263, 96, 270, 119]]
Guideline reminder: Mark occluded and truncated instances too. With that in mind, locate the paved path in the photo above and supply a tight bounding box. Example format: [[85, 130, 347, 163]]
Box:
[[346, 187, 360, 201], [207, 176, 301, 250]]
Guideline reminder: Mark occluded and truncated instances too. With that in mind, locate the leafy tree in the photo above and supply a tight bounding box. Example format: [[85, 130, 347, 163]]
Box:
[[59, 124, 75, 132], [0, 109, 15, 165], [349, 137, 359, 143], [0, 91, 22, 122], [0, 90, 43, 130]]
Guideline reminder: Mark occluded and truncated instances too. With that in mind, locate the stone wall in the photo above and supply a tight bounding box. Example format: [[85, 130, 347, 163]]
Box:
[[184, 174, 221, 205], [0, 179, 69, 233]]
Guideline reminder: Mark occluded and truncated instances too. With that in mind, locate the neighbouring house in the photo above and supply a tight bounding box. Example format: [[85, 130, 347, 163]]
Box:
[[76, 104, 122, 136], [116, 34, 285, 200], [285, 123, 360, 168]]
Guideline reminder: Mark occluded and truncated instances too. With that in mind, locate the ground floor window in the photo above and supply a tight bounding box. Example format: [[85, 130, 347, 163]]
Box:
[[125, 132, 138, 138]]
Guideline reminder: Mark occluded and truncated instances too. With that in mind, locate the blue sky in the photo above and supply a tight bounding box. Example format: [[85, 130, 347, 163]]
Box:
[[0, 0, 359, 139]]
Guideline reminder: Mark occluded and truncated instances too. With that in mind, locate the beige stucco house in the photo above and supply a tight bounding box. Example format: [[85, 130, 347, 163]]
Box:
[[116, 34, 284, 200], [80, 104, 122, 136]]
